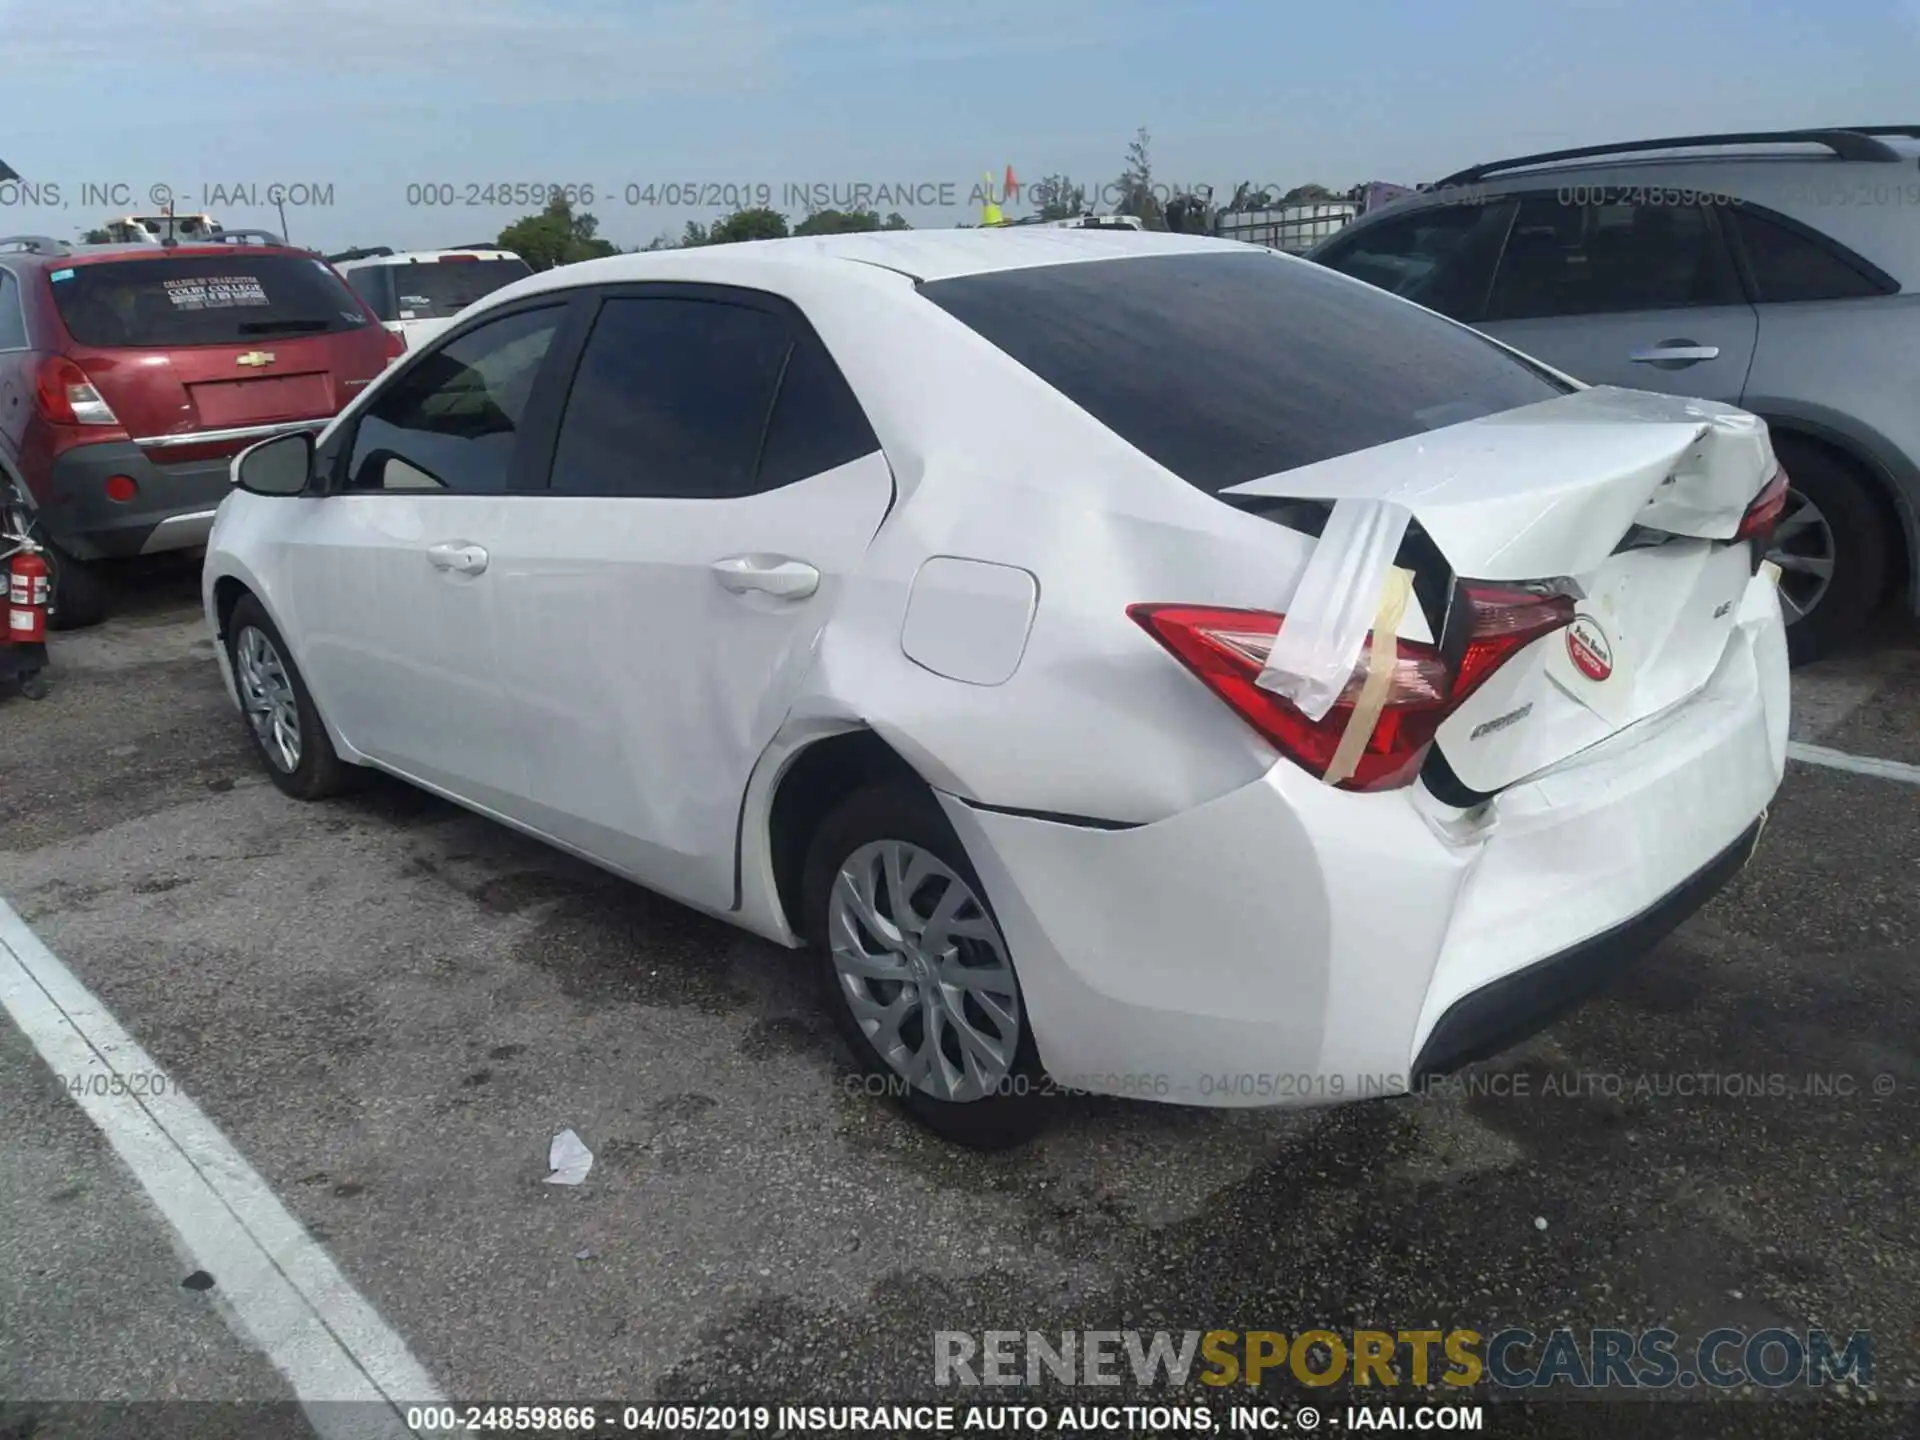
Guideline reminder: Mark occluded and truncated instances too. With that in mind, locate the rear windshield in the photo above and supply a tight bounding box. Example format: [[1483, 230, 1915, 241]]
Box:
[[378, 258, 533, 320], [920, 250, 1571, 491], [51, 253, 371, 348]]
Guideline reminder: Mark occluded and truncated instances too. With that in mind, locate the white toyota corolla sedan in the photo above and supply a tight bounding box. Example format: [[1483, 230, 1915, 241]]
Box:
[[203, 229, 1789, 1147]]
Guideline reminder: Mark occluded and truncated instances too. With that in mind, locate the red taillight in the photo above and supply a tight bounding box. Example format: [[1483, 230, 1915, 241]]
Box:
[[33, 356, 119, 427], [383, 326, 407, 359], [1450, 583, 1580, 700], [104, 474, 139, 503], [1734, 465, 1789, 548], [1129, 583, 1576, 792], [435, 254, 481, 263]]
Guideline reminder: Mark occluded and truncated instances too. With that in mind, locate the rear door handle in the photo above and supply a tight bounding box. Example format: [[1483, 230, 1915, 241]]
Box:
[[426, 541, 488, 575], [1629, 341, 1720, 366], [710, 555, 820, 599]]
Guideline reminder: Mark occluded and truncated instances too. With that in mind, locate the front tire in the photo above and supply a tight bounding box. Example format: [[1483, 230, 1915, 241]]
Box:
[[225, 594, 352, 800], [802, 783, 1048, 1150]]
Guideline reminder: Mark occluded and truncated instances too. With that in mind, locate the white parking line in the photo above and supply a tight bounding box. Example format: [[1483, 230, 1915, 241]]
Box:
[[1786, 741, 1920, 787], [0, 899, 443, 1440]]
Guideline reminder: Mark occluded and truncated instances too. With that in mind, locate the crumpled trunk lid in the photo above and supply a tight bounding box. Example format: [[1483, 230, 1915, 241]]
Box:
[[1220, 386, 1779, 795]]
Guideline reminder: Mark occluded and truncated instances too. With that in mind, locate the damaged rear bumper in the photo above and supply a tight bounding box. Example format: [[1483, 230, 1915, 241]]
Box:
[[1411, 814, 1762, 1080], [938, 570, 1788, 1108]]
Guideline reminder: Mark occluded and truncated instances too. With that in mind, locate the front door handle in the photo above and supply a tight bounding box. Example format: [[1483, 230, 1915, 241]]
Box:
[[1629, 340, 1721, 368], [710, 555, 820, 599], [426, 541, 488, 575]]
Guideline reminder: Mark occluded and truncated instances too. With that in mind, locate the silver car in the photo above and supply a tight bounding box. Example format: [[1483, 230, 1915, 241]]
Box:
[[1310, 125, 1920, 662]]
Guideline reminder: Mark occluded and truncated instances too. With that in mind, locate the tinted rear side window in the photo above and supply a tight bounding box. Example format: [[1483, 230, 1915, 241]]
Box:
[[1483, 197, 1743, 320], [755, 328, 880, 490], [921, 251, 1569, 491], [1725, 206, 1895, 303], [52, 254, 371, 348], [548, 296, 792, 499], [0, 269, 27, 349], [343, 265, 396, 320], [1313, 200, 1516, 321], [385, 258, 534, 319]]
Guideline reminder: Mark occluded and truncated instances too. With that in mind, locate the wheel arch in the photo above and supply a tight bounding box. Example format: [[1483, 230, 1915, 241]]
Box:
[[751, 726, 927, 946], [211, 572, 252, 641], [0, 447, 32, 512], [1752, 412, 1918, 613], [205, 567, 363, 765]]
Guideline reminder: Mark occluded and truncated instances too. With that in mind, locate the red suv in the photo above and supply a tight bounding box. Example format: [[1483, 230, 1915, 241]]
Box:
[[0, 232, 400, 626]]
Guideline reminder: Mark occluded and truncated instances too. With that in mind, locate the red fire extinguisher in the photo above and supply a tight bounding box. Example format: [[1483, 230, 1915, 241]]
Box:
[[9, 549, 50, 643], [3, 544, 52, 698]]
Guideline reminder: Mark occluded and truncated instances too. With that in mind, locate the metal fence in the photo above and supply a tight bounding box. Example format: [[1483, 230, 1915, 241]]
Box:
[[1213, 201, 1361, 253]]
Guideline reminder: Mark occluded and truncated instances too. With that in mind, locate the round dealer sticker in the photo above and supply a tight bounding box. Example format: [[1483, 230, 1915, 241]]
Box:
[[1566, 615, 1614, 681]]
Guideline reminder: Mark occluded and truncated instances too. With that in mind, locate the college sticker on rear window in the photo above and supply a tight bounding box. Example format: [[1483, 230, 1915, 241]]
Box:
[[163, 274, 270, 310]]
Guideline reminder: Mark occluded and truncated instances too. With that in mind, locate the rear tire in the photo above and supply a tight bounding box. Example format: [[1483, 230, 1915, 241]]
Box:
[[225, 594, 352, 801], [802, 782, 1049, 1150], [43, 542, 113, 631], [1771, 438, 1888, 666]]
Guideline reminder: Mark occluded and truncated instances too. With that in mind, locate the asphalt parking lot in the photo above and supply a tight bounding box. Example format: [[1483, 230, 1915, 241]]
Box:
[[2, 561, 1917, 1439]]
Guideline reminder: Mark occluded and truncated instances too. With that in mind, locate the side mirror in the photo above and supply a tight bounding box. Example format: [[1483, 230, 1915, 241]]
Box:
[[233, 431, 315, 496]]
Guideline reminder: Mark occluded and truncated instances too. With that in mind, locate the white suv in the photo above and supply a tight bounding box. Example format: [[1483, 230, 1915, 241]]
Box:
[[333, 247, 533, 352]]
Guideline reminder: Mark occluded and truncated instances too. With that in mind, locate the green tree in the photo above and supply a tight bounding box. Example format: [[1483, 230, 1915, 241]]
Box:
[[1026, 175, 1086, 222], [496, 194, 619, 270], [1280, 183, 1340, 205], [687, 206, 791, 245], [792, 208, 910, 236], [1112, 127, 1164, 229], [80, 227, 112, 244]]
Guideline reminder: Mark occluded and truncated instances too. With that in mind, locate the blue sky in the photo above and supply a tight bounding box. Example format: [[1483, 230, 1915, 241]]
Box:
[[3, 0, 1917, 251]]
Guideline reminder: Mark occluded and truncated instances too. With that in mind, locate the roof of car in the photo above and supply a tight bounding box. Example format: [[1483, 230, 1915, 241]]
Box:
[[0, 239, 319, 268], [337, 248, 523, 268], [1434, 126, 1920, 187], [64, 242, 317, 266], [1331, 133, 1920, 286], [528, 227, 1250, 289]]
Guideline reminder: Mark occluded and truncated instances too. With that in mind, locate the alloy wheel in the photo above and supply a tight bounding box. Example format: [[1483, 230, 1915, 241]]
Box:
[[1767, 487, 1835, 624], [826, 839, 1021, 1103], [235, 626, 302, 773]]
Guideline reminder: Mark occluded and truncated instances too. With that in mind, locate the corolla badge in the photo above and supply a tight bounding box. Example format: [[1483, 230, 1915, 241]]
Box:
[[1470, 702, 1533, 741], [1566, 614, 1614, 681]]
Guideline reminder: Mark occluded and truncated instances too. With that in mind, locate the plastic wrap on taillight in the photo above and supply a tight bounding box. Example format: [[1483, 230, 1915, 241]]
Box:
[[1131, 579, 1581, 792], [1128, 604, 1454, 791]]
